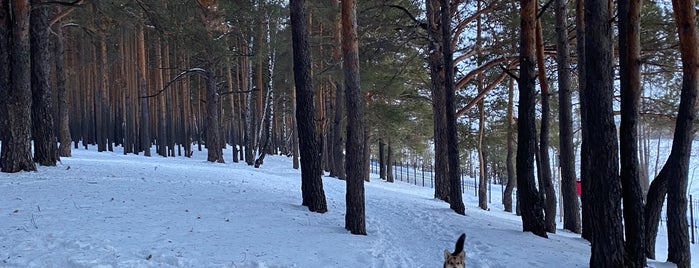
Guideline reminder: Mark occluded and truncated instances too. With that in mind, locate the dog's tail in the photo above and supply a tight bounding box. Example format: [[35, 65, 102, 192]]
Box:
[[453, 233, 465, 255]]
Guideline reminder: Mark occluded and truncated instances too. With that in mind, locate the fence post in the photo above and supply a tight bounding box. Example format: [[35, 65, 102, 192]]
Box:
[[394, 161, 397, 181], [489, 180, 492, 204], [422, 165, 425, 187], [691, 194, 695, 244], [474, 174, 477, 196], [414, 162, 417, 185]]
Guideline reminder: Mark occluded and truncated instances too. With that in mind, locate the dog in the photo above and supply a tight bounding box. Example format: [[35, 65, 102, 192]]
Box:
[[443, 233, 466, 268]]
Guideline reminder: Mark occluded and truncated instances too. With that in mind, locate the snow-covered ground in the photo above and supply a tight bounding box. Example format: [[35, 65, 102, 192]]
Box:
[[0, 146, 696, 267]]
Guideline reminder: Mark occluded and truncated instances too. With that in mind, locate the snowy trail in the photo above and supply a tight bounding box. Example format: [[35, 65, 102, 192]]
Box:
[[0, 146, 696, 267]]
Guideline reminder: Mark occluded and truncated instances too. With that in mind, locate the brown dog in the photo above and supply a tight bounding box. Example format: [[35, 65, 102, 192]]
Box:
[[443, 233, 465, 268]]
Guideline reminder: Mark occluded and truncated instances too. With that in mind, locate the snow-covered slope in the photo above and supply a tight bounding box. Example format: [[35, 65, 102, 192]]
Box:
[[0, 146, 695, 267]]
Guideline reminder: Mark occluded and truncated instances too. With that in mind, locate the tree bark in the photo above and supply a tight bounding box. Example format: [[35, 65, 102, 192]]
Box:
[[476, 0, 487, 212], [554, 0, 580, 234], [517, 0, 547, 238], [618, 0, 646, 266], [426, 0, 450, 203], [291, 88, 299, 170], [205, 68, 224, 163], [584, 0, 625, 265], [31, 0, 58, 166], [1, 0, 37, 173], [644, 164, 666, 259], [290, 0, 328, 213], [53, 19, 71, 157], [535, 17, 556, 233], [576, 0, 592, 243], [155, 36, 167, 157], [342, 0, 366, 234], [0, 0, 8, 145], [330, 0, 345, 180], [137, 22, 151, 157], [440, 0, 465, 215], [664, 1, 697, 266], [503, 78, 516, 213]]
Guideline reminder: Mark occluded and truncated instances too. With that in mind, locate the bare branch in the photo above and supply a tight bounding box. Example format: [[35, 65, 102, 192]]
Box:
[[141, 68, 208, 99]]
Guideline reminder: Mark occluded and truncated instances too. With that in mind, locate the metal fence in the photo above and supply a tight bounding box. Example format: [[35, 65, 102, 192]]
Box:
[[370, 159, 699, 244]]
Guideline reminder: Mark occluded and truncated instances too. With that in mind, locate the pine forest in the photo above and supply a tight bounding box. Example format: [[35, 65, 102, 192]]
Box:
[[0, 0, 697, 266]]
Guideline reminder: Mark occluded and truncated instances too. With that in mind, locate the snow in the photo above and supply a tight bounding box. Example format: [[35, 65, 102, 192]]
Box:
[[0, 146, 697, 267]]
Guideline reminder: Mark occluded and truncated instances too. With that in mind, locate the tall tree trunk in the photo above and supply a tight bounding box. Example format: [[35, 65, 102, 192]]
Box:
[[426, 0, 450, 203], [554, 0, 580, 234], [576, 0, 592, 242], [584, 0, 625, 266], [503, 78, 516, 213], [342, 0, 366, 234], [535, 17, 556, 234], [155, 36, 167, 157], [1, 0, 37, 173], [290, 0, 328, 213], [137, 22, 151, 157], [440, 0, 465, 215], [618, 0, 646, 266], [94, 9, 108, 153], [363, 127, 370, 182], [205, 68, 224, 163], [517, 0, 547, 238], [245, 70, 254, 165], [644, 168, 666, 259], [0, 0, 8, 145], [330, 0, 345, 180], [31, 0, 58, 166], [476, 0, 487, 212], [477, 98, 487, 210], [291, 88, 299, 170], [664, 1, 697, 266]]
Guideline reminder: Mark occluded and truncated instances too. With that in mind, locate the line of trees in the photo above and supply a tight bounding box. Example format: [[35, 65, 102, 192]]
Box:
[[0, 0, 696, 265]]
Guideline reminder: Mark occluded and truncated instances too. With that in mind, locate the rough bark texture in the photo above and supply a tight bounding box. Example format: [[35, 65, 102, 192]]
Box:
[[664, 1, 697, 266], [31, 1, 58, 166], [535, 18, 556, 234], [503, 78, 516, 213], [576, 0, 592, 242], [517, 0, 547, 238], [205, 69, 224, 163], [137, 23, 151, 157], [426, 0, 450, 203], [441, 0, 465, 215], [341, 0, 366, 235], [554, 0, 580, 234], [1, 0, 37, 173], [291, 89, 299, 170], [331, 83, 345, 179], [330, 0, 344, 179], [362, 127, 370, 182], [476, 1, 487, 212], [584, 0, 625, 266], [644, 167, 666, 259], [477, 82, 487, 211], [617, 0, 645, 266], [53, 18, 71, 158], [290, 0, 328, 213], [0, 0, 8, 147]]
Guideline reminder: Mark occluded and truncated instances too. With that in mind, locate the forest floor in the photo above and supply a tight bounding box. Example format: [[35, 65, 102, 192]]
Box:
[[0, 145, 695, 267]]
